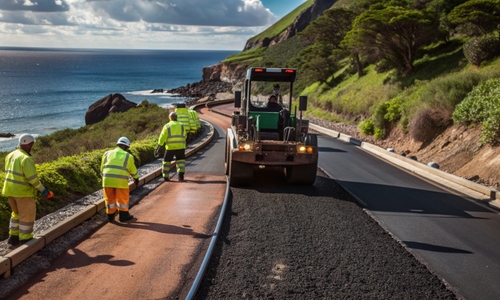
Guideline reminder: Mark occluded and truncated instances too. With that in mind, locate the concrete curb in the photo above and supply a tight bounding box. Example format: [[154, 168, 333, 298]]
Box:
[[0, 118, 216, 278], [309, 123, 500, 209]]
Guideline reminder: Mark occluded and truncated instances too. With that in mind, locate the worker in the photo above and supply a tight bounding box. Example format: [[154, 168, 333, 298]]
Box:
[[101, 136, 139, 222], [2, 133, 53, 246], [174, 103, 192, 137], [155, 111, 187, 181], [266, 94, 282, 111]]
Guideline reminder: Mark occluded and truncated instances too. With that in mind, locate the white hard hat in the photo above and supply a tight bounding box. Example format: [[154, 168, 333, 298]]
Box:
[[18, 134, 35, 146], [116, 136, 131, 147]]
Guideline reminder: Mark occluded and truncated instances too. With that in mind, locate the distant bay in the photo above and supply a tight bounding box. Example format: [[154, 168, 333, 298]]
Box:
[[0, 47, 237, 152]]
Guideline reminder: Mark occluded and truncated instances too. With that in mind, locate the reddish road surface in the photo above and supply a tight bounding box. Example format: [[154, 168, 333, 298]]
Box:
[[6, 106, 231, 299]]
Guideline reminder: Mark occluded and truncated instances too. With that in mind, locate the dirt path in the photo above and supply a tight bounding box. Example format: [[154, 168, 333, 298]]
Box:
[[6, 174, 226, 300]]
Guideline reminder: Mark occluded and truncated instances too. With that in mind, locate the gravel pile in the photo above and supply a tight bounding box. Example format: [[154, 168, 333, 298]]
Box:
[[195, 169, 459, 299]]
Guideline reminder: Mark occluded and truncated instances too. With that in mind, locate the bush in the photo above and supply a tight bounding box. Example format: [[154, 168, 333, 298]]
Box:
[[453, 77, 500, 144], [463, 34, 500, 66], [358, 119, 375, 135], [374, 128, 385, 140], [410, 108, 452, 142]]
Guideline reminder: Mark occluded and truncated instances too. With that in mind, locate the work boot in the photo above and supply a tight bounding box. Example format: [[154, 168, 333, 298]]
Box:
[[164, 176, 169, 182], [119, 211, 134, 222], [178, 172, 185, 181], [107, 212, 117, 222], [7, 235, 19, 246]]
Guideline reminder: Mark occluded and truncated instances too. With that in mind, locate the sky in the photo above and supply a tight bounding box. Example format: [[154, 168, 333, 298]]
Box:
[[0, 0, 307, 50]]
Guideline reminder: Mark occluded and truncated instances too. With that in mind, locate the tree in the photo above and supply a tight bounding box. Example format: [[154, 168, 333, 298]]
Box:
[[299, 8, 363, 77], [343, 5, 441, 76], [298, 43, 340, 85], [300, 8, 357, 47], [447, 0, 500, 36]]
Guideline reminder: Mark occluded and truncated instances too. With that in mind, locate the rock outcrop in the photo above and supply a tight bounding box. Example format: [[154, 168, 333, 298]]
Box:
[[202, 63, 248, 84], [85, 93, 138, 125], [167, 80, 233, 99], [0, 133, 14, 138]]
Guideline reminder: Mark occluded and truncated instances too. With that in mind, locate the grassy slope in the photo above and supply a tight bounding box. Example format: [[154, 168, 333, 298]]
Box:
[[248, 0, 315, 44]]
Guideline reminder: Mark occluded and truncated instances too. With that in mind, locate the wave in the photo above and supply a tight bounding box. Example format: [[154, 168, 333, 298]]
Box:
[[126, 89, 178, 96]]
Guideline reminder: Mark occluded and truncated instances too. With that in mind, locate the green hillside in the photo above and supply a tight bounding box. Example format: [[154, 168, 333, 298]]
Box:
[[247, 0, 315, 45], [229, 0, 500, 144]]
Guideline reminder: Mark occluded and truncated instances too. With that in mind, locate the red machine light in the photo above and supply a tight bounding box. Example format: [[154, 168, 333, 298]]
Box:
[[254, 68, 264, 72], [284, 69, 295, 73]]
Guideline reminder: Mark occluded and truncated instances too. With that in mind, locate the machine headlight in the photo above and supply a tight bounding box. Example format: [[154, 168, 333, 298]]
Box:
[[238, 143, 253, 151], [297, 145, 314, 154]]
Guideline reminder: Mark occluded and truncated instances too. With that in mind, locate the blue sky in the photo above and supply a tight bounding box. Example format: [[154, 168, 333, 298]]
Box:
[[0, 0, 306, 50]]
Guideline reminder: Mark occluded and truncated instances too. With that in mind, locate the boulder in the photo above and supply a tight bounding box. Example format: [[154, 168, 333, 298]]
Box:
[[85, 93, 138, 125]]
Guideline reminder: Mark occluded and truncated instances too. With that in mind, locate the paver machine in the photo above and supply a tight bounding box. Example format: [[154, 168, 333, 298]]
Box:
[[225, 67, 318, 186]]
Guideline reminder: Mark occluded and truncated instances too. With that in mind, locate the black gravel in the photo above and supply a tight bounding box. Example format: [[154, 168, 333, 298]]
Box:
[[195, 169, 459, 299]]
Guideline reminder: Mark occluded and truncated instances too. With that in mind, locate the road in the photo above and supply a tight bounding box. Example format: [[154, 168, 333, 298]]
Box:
[[317, 134, 500, 300]]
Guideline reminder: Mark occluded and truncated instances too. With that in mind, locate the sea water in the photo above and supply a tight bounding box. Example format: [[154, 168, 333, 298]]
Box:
[[0, 47, 237, 152]]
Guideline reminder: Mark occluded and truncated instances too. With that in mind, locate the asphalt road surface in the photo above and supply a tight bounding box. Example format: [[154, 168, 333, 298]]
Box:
[[317, 134, 500, 300]]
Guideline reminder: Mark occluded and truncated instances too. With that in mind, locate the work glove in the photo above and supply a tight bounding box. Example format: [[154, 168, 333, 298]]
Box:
[[134, 178, 140, 187], [42, 188, 54, 199], [154, 145, 162, 158]]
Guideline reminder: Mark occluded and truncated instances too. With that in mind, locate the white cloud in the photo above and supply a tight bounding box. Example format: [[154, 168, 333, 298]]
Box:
[[0, 0, 70, 12], [85, 0, 275, 26], [0, 0, 279, 49]]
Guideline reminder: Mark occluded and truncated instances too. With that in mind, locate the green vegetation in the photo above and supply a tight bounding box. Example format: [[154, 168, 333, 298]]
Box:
[[228, 0, 500, 145], [453, 77, 500, 144], [0, 101, 169, 239]]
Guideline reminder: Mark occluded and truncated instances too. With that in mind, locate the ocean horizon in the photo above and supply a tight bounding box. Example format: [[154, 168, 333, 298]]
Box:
[[0, 47, 237, 152]]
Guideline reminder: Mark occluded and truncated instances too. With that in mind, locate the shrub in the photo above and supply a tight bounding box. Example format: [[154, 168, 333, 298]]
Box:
[[358, 119, 375, 135], [410, 108, 452, 142], [373, 102, 389, 129], [463, 34, 500, 66], [374, 128, 385, 140], [453, 77, 500, 144]]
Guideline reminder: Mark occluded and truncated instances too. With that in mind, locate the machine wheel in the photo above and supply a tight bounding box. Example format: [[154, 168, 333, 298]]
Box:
[[285, 162, 317, 185], [304, 133, 318, 146], [229, 160, 254, 187]]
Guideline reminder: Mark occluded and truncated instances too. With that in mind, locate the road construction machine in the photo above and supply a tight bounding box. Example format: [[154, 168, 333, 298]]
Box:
[[225, 67, 318, 187]]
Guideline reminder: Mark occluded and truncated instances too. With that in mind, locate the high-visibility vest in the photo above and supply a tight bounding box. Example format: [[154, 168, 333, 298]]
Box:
[[189, 109, 201, 130], [187, 110, 198, 133], [2, 149, 45, 197], [175, 107, 192, 133], [158, 120, 187, 150], [101, 147, 139, 189]]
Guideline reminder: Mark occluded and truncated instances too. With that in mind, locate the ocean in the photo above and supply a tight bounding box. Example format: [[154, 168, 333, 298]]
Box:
[[0, 47, 237, 152]]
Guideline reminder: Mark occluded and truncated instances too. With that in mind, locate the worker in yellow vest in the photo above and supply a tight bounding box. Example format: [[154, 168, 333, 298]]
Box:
[[2, 134, 53, 246], [101, 137, 139, 222], [155, 112, 187, 181], [174, 103, 192, 136], [188, 108, 201, 134]]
